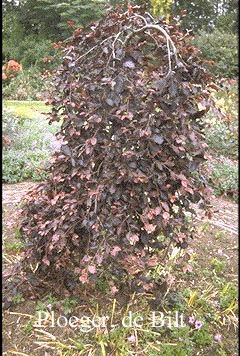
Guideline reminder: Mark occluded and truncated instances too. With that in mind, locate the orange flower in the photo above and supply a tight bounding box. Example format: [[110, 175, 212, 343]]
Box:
[[6, 60, 22, 74], [2, 72, 7, 80]]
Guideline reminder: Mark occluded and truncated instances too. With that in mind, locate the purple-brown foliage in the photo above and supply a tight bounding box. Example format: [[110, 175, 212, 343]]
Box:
[[18, 6, 217, 293]]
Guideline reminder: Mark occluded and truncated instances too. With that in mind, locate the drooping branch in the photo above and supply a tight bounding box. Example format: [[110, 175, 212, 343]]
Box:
[[123, 22, 178, 77], [74, 12, 179, 78]]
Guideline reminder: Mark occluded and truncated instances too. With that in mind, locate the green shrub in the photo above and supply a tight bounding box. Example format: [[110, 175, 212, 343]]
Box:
[[207, 159, 238, 201], [2, 108, 61, 183], [194, 30, 238, 78], [19, 38, 56, 69], [205, 121, 238, 159], [3, 149, 49, 183], [203, 80, 238, 197], [216, 79, 238, 112], [2, 66, 51, 101], [2, 108, 23, 144], [3, 36, 58, 70]]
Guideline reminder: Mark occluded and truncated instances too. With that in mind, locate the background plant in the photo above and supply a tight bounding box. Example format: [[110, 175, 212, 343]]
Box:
[[206, 159, 238, 201], [193, 30, 238, 79], [2, 107, 23, 147], [2, 105, 61, 183], [170, 0, 238, 34], [2, 66, 53, 101], [201, 79, 238, 200], [2, 59, 22, 84]]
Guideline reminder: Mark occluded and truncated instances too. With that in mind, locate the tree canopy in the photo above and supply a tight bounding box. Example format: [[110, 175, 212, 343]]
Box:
[[170, 0, 238, 33]]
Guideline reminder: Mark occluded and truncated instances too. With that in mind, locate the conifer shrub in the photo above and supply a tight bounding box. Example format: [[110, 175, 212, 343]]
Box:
[[17, 6, 220, 296]]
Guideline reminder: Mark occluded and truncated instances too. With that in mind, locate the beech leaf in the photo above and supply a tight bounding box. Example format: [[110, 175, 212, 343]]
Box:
[[110, 246, 122, 256], [144, 224, 156, 233]]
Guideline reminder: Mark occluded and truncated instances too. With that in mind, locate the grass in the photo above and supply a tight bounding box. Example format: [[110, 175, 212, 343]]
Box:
[[3, 100, 50, 121]]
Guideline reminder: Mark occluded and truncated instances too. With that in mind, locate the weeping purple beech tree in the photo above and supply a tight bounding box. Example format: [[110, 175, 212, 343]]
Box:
[[13, 5, 220, 298]]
